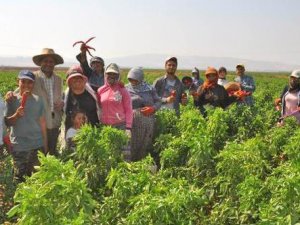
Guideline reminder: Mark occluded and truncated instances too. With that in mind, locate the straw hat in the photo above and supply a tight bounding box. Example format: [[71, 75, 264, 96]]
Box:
[[32, 48, 64, 66]]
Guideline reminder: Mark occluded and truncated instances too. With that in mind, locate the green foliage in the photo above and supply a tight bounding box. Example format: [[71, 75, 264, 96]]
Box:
[[215, 137, 269, 193], [259, 162, 300, 224], [73, 125, 128, 192], [8, 153, 95, 225], [154, 109, 178, 137], [97, 157, 157, 224], [98, 157, 207, 225], [0, 155, 16, 224], [2, 69, 300, 224]]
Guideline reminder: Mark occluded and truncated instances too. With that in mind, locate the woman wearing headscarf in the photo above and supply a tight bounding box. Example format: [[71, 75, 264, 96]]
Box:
[[191, 67, 203, 88], [64, 65, 100, 131], [195, 67, 236, 116], [125, 67, 161, 161], [275, 69, 300, 123], [97, 63, 133, 134]]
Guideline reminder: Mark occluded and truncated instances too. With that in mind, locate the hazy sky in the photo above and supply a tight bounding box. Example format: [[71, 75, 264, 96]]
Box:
[[1, 0, 300, 64]]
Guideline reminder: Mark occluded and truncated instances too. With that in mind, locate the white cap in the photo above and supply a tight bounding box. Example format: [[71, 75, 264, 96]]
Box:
[[290, 69, 300, 79], [105, 63, 120, 74]]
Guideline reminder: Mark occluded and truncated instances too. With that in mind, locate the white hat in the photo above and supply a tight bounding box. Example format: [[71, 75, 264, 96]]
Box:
[[290, 69, 300, 79], [105, 63, 120, 74]]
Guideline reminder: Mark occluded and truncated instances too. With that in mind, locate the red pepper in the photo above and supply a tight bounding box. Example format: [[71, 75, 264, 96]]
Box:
[[170, 90, 176, 98], [140, 106, 155, 116], [20, 92, 28, 108], [73, 37, 96, 57]]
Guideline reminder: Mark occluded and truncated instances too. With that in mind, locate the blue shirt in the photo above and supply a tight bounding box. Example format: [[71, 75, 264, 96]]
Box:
[[234, 74, 256, 106]]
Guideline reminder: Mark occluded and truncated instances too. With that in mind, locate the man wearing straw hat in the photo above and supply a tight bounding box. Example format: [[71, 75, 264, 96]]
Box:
[[32, 48, 64, 156]]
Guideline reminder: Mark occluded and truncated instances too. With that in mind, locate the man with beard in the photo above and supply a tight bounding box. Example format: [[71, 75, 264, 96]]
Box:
[[153, 57, 187, 115], [275, 69, 300, 124]]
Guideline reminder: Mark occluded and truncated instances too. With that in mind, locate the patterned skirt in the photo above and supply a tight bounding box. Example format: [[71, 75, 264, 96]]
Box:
[[131, 110, 155, 161]]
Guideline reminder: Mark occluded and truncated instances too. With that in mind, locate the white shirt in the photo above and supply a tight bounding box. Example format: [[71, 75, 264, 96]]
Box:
[[161, 79, 176, 110], [218, 78, 229, 86], [65, 127, 77, 140]]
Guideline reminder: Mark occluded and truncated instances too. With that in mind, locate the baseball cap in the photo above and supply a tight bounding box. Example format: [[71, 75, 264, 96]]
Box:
[[105, 63, 120, 74], [90, 56, 104, 65], [236, 64, 245, 69], [165, 56, 178, 65], [18, 70, 35, 81], [290, 69, 300, 78]]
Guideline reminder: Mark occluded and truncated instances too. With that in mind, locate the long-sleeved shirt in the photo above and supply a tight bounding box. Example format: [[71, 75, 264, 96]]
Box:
[[97, 82, 133, 129], [153, 75, 185, 115], [126, 83, 161, 111], [195, 84, 236, 109], [76, 53, 104, 91], [234, 74, 256, 105]]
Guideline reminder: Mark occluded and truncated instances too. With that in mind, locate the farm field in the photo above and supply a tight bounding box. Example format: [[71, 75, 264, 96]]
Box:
[[1, 68, 300, 224]]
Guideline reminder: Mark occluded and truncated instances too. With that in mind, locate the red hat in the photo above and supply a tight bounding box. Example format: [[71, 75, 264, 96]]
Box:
[[66, 65, 87, 86]]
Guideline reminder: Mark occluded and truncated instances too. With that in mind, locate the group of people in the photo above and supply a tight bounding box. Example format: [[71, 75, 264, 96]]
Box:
[[0, 45, 299, 182]]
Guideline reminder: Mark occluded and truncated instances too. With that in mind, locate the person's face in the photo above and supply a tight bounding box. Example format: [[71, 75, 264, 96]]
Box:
[[40, 56, 55, 76], [128, 78, 139, 86], [183, 80, 192, 88], [206, 73, 217, 81], [236, 67, 245, 76], [165, 61, 177, 75], [73, 113, 86, 129], [69, 76, 86, 94], [289, 76, 300, 88], [192, 72, 199, 79], [91, 61, 104, 73], [18, 79, 34, 94], [106, 72, 119, 85], [219, 71, 227, 79]]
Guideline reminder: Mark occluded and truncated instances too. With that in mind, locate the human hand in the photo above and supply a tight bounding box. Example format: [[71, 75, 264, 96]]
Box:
[[274, 98, 281, 106], [181, 93, 188, 105], [5, 91, 16, 103], [80, 43, 87, 54], [54, 100, 64, 111], [140, 106, 155, 116], [166, 96, 175, 103], [15, 106, 25, 118]]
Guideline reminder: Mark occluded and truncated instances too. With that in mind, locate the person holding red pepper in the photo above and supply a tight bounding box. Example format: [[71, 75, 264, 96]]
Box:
[[153, 57, 187, 115], [195, 67, 237, 116], [5, 70, 47, 182], [126, 67, 161, 161]]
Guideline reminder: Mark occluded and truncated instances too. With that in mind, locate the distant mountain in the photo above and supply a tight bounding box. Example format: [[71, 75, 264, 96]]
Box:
[[108, 54, 300, 72], [1, 54, 299, 72]]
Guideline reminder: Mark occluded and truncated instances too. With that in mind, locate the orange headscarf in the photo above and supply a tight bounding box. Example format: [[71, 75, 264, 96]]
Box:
[[203, 67, 218, 89]]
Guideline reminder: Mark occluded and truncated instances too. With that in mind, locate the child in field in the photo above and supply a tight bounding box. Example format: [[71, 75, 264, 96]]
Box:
[[218, 67, 229, 86], [65, 110, 87, 151], [5, 70, 47, 182]]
